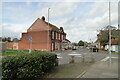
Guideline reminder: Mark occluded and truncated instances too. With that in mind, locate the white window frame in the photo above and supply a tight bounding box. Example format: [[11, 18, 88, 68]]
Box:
[[62, 35, 63, 40], [56, 33, 57, 39], [59, 34, 60, 40], [52, 31, 54, 39]]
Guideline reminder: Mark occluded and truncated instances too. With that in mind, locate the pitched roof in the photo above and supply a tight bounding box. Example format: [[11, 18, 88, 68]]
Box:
[[45, 22, 61, 32], [27, 18, 50, 32], [27, 17, 65, 33]]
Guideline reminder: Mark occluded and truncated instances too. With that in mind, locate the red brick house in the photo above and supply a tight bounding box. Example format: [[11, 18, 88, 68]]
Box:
[[7, 16, 67, 51]]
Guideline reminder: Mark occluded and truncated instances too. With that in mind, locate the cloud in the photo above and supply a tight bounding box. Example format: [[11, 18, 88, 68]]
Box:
[[89, 2, 108, 17], [2, 1, 118, 42], [35, 2, 77, 19], [2, 23, 29, 39], [52, 2, 118, 42]]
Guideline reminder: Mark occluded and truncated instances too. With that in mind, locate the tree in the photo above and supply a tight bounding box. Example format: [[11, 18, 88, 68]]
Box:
[[0, 37, 2, 41], [1, 37, 11, 42], [78, 40, 84, 46], [99, 26, 120, 47], [2, 37, 8, 42], [12, 38, 19, 42], [8, 37, 11, 42], [72, 42, 78, 46]]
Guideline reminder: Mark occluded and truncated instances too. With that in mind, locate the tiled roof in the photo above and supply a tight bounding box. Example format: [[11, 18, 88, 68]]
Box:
[[27, 17, 65, 33], [45, 22, 61, 32]]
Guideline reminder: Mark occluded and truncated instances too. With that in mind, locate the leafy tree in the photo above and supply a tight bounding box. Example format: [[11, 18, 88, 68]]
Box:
[[8, 37, 11, 42], [12, 38, 19, 42], [78, 40, 84, 46], [72, 42, 78, 46], [2, 37, 11, 42], [99, 26, 120, 46], [0, 37, 2, 41], [2, 37, 8, 42]]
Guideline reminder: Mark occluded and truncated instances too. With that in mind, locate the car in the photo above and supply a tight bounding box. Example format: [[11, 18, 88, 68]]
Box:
[[64, 48, 68, 50], [72, 46, 77, 50]]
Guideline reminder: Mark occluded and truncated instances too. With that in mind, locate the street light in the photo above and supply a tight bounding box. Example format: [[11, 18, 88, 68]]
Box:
[[47, 8, 50, 51], [109, 0, 112, 63]]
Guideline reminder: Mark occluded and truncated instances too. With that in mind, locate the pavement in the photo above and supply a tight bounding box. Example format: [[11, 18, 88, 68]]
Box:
[[81, 57, 118, 78]]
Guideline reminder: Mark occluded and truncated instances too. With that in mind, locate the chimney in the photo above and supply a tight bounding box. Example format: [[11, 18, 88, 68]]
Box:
[[41, 16, 45, 21], [60, 27, 64, 33]]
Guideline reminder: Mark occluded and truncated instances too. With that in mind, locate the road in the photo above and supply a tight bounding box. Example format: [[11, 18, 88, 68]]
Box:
[[46, 48, 118, 78], [52, 47, 118, 65]]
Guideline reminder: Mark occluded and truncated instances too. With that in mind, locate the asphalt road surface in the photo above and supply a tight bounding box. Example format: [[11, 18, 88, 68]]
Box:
[[52, 47, 118, 65]]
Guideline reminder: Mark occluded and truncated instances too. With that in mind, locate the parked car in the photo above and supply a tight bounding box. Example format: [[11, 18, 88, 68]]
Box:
[[72, 46, 77, 50], [64, 48, 68, 50]]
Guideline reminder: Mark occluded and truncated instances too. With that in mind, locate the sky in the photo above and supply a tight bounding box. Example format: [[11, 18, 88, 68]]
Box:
[[1, 0, 119, 43]]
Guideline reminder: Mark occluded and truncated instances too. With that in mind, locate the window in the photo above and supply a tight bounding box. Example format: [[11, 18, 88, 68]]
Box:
[[57, 33, 59, 40], [59, 34, 60, 40], [62, 35, 63, 40], [52, 32, 54, 39], [56, 33, 57, 39]]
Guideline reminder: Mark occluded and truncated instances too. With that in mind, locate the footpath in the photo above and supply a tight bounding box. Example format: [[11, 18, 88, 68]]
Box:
[[47, 56, 118, 78], [82, 57, 118, 78]]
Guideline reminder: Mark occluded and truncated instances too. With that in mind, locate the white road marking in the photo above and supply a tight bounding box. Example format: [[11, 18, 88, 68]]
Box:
[[101, 56, 118, 61], [111, 57, 118, 59], [76, 71, 86, 78], [101, 56, 109, 61], [72, 52, 77, 53], [68, 54, 81, 56], [57, 53, 61, 55], [57, 56, 62, 58]]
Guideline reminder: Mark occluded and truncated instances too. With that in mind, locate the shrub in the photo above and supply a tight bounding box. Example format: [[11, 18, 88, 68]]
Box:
[[2, 52, 58, 79]]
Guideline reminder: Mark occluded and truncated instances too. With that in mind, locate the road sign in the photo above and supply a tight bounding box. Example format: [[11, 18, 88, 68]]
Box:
[[29, 37, 32, 53], [29, 37, 32, 41]]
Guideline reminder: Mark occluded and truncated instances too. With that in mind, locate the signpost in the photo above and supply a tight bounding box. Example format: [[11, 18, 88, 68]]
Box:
[[29, 37, 32, 53]]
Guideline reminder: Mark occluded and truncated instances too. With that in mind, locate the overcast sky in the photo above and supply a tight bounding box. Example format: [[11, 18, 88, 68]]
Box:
[[1, 0, 119, 43]]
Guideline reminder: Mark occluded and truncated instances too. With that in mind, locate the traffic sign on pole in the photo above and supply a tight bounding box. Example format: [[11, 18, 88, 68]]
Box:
[[29, 37, 32, 53], [29, 37, 32, 41]]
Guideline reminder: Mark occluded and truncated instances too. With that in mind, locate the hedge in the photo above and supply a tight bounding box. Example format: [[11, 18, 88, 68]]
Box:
[[2, 52, 58, 79]]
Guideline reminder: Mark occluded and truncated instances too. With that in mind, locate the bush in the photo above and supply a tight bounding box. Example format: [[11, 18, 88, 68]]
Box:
[[2, 52, 58, 79], [93, 48, 99, 52]]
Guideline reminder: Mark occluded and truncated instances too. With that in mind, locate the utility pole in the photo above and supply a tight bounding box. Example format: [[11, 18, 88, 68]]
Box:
[[109, 0, 112, 63], [47, 8, 50, 51]]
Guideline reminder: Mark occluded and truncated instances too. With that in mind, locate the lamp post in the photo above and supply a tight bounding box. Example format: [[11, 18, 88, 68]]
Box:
[[47, 8, 50, 51], [109, 0, 112, 63]]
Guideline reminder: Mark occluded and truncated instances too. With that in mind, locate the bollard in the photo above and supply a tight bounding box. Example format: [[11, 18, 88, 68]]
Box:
[[69, 56, 75, 63], [82, 55, 85, 63]]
